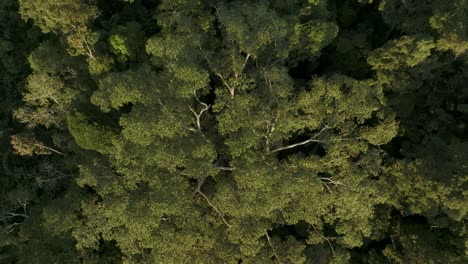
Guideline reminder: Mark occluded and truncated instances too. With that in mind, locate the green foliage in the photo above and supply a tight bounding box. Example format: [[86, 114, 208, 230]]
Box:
[[67, 113, 117, 154], [14, 73, 78, 129], [368, 35, 436, 71], [109, 21, 145, 61], [18, 0, 98, 34], [19, 0, 100, 57], [378, 0, 468, 56], [87, 55, 114, 76], [384, 138, 468, 222], [91, 66, 150, 112], [3, 0, 467, 263], [216, 1, 290, 58], [381, 219, 466, 264], [292, 21, 339, 57]]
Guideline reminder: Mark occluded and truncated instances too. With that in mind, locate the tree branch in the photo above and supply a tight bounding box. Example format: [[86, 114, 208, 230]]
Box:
[[215, 73, 235, 99], [269, 138, 322, 154], [5, 222, 22, 233], [0, 213, 28, 221], [265, 116, 278, 152], [322, 182, 332, 194], [197, 191, 232, 228], [310, 224, 335, 256], [320, 177, 346, 186], [82, 36, 96, 61], [189, 91, 210, 132], [269, 126, 328, 154], [265, 232, 282, 264], [214, 166, 234, 171], [193, 177, 231, 228], [193, 177, 206, 196], [35, 144, 65, 156], [241, 53, 251, 73]]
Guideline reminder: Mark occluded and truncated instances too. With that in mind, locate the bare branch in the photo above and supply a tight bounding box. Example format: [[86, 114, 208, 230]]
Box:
[[241, 53, 251, 73], [82, 36, 96, 61], [34, 174, 70, 185], [319, 176, 347, 194], [323, 183, 332, 194], [269, 138, 322, 154], [267, 78, 273, 92], [214, 166, 234, 171], [0, 213, 28, 221], [193, 177, 231, 228], [189, 91, 210, 132], [320, 177, 346, 187], [212, 158, 234, 171], [197, 191, 231, 228], [269, 126, 328, 154], [186, 127, 198, 133], [323, 235, 335, 256], [193, 177, 207, 196], [265, 117, 278, 152], [36, 144, 65, 156], [310, 224, 335, 256], [215, 73, 235, 99], [5, 222, 22, 233], [265, 232, 282, 264]]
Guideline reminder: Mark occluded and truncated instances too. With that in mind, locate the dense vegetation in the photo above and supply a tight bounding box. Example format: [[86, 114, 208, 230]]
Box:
[[1, 0, 467, 263]]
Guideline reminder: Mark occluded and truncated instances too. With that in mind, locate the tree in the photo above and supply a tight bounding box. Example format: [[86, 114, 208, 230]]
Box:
[[18, 0, 100, 58], [4, 0, 468, 262]]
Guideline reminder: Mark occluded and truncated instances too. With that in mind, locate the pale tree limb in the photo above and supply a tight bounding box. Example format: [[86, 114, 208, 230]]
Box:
[[322, 182, 332, 194], [19, 199, 28, 215], [242, 54, 251, 70], [197, 45, 234, 98], [176, 170, 190, 177], [5, 222, 22, 233], [68, 25, 96, 61], [269, 138, 322, 154], [214, 166, 234, 171], [186, 127, 199, 133], [193, 177, 231, 228], [228, 52, 250, 96], [320, 177, 346, 186], [265, 232, 282, 264], [0, 213, 28, 221], [35, 144, 65, 156], [215, 73, 236, 99], [81, 36, 96, 61], [197, 191, 232, 228], [269, 126, 328, 154], [193, 177, 207, 196], [212, 158, 235, 171], [200, 45, 249, 99], [267, 78, 273, 92], [1, 204, 29, 233], [30, 164, 71, 186], [310, 224, 335, 256], [34, 174, 71, 185], [323, 236, 335, 256], [270, 138, 322, 154], [64, 66, 77, 79], [319, 176, 347, 194], [265, 116, 278, 152], [189, 91, 210, 132]]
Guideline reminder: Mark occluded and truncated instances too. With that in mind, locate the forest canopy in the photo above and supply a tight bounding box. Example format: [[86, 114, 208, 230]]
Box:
[[1, 0, 467, 263]]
